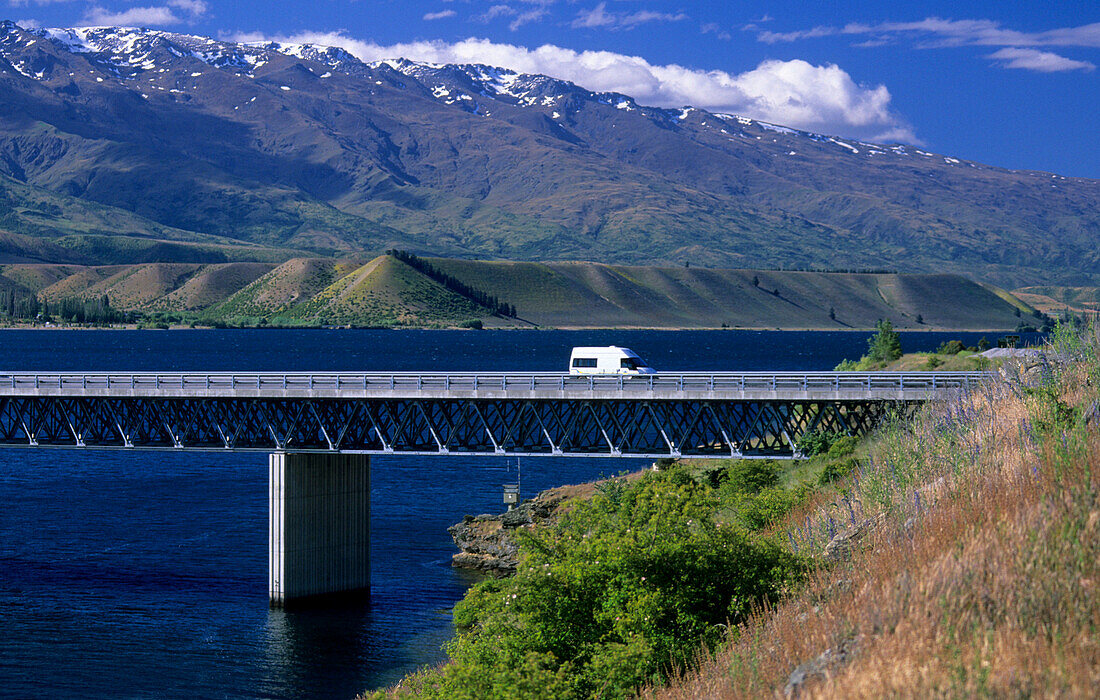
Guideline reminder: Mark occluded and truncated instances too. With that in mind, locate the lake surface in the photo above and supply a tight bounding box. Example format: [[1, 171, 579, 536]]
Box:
[[0, 329, 1037, 698]]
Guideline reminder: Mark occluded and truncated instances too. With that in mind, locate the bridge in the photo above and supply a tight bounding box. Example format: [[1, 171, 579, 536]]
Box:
[[0, 370, 985, 605]]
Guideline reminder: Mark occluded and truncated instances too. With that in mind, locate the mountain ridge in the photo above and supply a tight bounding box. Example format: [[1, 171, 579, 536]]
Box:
[[0, 23, 1097, 285]]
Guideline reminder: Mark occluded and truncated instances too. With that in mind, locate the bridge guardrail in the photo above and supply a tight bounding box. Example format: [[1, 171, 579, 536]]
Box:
[[0, 371, 991, 397]]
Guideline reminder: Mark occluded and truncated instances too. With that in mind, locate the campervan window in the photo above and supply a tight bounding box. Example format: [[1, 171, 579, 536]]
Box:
[[572, 357, 597, 368], [620, 358, 646, 370]]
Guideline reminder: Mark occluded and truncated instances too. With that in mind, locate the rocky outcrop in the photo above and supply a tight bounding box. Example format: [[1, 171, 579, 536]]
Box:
[[448, 479, 609, 574], [448, 514, 521, 574], [822, 513, 887, 562], [784, 636, 861, 697]]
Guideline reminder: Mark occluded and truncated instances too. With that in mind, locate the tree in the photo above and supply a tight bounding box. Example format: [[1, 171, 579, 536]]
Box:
[[828, 307, 836, 321], [915, 313, 923, 324], [867, 319, 902, 362], [751, 275, 759, 287]]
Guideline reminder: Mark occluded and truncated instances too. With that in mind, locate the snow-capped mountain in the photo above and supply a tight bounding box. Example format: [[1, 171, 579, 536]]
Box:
[[0, 22, 1096, 285]]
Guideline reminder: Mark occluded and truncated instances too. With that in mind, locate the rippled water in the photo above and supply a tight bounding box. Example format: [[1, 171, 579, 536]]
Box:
[[0, 328, 1026, 698]]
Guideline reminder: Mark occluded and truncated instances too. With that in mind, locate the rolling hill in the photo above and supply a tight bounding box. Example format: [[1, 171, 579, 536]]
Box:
[[0, 254, 1034, 330]]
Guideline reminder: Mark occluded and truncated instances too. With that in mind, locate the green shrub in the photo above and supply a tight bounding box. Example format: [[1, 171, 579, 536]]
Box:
[[935, 339, 966, 355], [720, 459, 780, 494], [733, 487, 802, 529], [827, 436, 860, 459], [819, 457, 858, 485], [797, 431, 845, 457], [867, 319, 902, 362], [420, 471, 805, 699]]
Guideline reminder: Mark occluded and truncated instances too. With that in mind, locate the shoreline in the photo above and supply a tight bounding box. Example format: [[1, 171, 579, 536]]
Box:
[[0, 323, 1032, 333]]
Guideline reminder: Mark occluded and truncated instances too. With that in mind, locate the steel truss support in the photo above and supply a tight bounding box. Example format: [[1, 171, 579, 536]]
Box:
[[0, 396, 911, 457]]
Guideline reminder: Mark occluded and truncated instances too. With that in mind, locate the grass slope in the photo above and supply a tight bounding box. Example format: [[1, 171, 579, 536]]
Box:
[[0, 256, 1034, 329], [1013, 285, 1100, 315], [429, 259, 1028, 330], [204, 255, 493, 326], [274, 255, 489, 326], [656, 329, 1100, 698], [0, 173, 306, 265]]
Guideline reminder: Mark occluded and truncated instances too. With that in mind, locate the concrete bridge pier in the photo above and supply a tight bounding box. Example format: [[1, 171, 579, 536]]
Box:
[[268, 452, 371, 607]]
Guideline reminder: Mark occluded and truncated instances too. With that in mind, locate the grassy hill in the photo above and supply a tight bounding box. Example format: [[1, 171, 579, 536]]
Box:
[[428, 259, 1030, 330], [0, 254, 1034, 330], [202, 255, 494, 326], [1012, 285, 1100, 315]]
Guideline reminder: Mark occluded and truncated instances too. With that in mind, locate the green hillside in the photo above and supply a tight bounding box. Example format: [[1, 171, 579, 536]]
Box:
[[0, 255, 1036, 329], [427, 259, 1029, 330], [1012, 285, 1100, 315]]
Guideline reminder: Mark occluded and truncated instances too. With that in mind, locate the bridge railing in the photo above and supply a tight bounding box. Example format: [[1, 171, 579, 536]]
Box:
[[0, 371, 991, 396]]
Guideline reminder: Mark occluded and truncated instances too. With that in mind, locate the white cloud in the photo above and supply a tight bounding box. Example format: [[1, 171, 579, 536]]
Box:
[[620, 9, 687, 28], [167, 0, 206, 15], [509, 9, 546, 31], [231, 31, 916, 142], [759, 17, 1100, 49], [81, 0, 206, 26], [756, 17, 1100, 74], [701, 23, 731, 41], [475, 5, 514, 23], [423, 10, 457, 21], [572, 3, 614, 29], [571, 2, 687, 30], [988, 47, 1095, 73], [7, 0, 79, 6], [472, 2, 547, 30], [84, 5, 183, 26]]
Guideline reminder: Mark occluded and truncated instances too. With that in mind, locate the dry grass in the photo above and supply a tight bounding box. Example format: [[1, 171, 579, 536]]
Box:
[[653, 327, 1100, 698]]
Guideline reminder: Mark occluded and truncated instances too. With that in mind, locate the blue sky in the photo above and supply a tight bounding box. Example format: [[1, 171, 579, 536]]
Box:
[[9, 1, 1100, 177]]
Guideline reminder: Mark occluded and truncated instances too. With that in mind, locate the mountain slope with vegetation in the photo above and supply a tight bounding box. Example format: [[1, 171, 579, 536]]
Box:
[[656, 327, 1100, 698], [0, 24, 1096, 285], [0, 255, 1034, 330]]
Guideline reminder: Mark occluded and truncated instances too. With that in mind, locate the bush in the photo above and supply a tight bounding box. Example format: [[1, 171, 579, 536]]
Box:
[[827, 436, 860, 459], [721, 459, 780, 494], [733, 487, 803, 529], [819, 457, 858, 485], [935, 339, 966, 355], [417, 471, 805, 698], [867, 319, 902, 362], [797, 430, 845, 457]]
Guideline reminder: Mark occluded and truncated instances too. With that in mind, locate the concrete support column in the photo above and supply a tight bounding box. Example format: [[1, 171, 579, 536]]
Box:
[[268, 452, 371, 607]]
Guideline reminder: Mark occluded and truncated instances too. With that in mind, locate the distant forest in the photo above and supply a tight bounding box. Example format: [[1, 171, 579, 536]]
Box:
[[0, 290, 125, 325]]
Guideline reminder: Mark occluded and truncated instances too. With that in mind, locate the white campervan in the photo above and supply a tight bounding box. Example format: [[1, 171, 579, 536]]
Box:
[[568, 346, 656, 375]]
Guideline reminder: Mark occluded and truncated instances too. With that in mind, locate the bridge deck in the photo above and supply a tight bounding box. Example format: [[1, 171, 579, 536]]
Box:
[[0, 371, 988, 401], [0, 371, 988, 457]]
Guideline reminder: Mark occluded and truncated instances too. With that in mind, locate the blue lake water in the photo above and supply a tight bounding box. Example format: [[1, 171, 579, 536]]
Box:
[[0, 329, 1037, 698]]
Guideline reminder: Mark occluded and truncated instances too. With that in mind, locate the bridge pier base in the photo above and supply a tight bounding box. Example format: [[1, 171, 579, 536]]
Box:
[[268, 452, 371, 607]]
